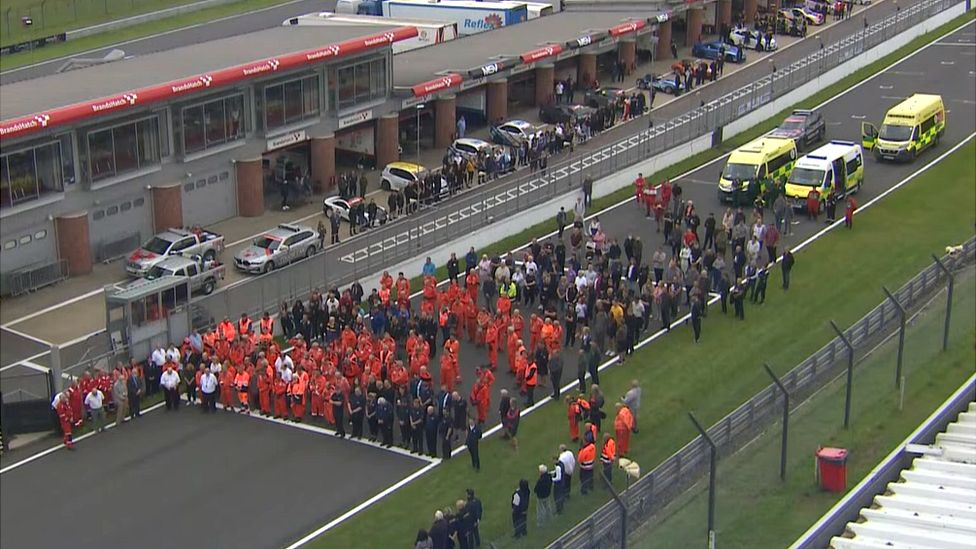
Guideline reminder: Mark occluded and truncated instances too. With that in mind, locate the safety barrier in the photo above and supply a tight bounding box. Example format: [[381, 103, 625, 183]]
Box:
[[95, 232, 140, 263], [188, 0, 960, 331], [0, 258, 69, 297], [546, 237, 976, 549]]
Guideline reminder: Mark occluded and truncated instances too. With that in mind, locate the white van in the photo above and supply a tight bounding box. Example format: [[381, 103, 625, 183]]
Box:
[[784, 140, 864, 209]]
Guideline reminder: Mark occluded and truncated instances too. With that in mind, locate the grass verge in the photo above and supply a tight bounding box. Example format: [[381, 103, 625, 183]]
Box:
[[638, 267, 976, 549], [0, 0, 295, 70], [308, 15, 976, 549]]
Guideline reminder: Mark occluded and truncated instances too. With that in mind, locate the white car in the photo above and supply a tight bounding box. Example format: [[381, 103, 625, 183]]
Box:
[[449, 137, 493, 161], [729, 27, 778, 51], [490, 119, 540, 146], [379, 161, 427, 192], [234, 223, 319, 274], [322, 195, 388, 223]]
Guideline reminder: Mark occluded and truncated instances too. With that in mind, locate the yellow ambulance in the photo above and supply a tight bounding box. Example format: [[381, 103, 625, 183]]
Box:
[[861, 94, 946, 162], [718, 136, 797, 203], [784, 140, 864, 210]]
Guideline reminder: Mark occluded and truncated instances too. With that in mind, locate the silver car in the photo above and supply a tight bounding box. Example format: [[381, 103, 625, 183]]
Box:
[[234, 223, 319, 274]]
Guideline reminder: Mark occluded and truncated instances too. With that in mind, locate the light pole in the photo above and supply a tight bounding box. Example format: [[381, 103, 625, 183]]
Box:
[[415, 103, 424, 165]]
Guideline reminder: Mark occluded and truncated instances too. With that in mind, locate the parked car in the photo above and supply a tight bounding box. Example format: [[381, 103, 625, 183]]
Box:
[[322, 195, 388, 224], [691, 41, 745, 63], [636, 73, 682, 95], [490, 119, 540, 146], [380, 161, 427, 192], [538, 104, 596, 124], [780, 7, 824, 25], [583, 86, 627, 109], [448, 137, 493, 161], [234, 223, 319, 274], [768, 109, 826, 150], [728, 27, 778, 51], [126, 227, 224, 278], [142, 255, 225, 295]]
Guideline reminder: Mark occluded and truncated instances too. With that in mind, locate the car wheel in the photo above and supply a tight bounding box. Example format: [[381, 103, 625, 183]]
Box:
[[305, 246, 315, 259], [202, 279, 215, 295], [203, 250, 216, 262], [381, 179, 391, 191], [263, 262, 274, 274]]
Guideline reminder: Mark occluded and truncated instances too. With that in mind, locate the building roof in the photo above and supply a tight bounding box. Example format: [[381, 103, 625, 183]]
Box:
[[830, 401, 976, 549], [393, 10, 661, 88], [0, 24, 402, 124]]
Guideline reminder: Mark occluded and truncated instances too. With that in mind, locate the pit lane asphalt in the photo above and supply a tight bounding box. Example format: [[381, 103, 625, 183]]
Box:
[[0, 407, 426, 549]]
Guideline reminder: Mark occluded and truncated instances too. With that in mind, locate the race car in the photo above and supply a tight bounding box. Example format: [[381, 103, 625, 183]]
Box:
[[691, 41, 745, 63], [728, 27, 778, 51], [635, 73, 682, 95], [780, 7, 825, 25], [323, 195, 388, 224]]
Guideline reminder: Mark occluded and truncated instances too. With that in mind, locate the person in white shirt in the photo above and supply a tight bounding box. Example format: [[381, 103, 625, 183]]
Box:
[[524, 257, 538, 278], [160, 367, 181, 411], [165, 346, 181, 363], [574, 272, 588, 293], [275, 354, 294, 378], [558, 444, 577, 497], [84, 388, 106, 432], [199, 367, 218, 413], [150, 347, 166, 369]]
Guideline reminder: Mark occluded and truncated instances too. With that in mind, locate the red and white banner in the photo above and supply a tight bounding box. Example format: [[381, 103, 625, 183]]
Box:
[[519, 44, 563, 64], [0, 26, 419, 141], [609, 19, 647, 37], [410, 73, 463, 97]]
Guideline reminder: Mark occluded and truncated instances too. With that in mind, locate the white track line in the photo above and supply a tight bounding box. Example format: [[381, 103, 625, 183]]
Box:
[[1, 325, 53, 346]]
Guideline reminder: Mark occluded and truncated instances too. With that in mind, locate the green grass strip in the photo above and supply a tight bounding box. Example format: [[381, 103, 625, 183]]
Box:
[[310, 12, 976, 549]]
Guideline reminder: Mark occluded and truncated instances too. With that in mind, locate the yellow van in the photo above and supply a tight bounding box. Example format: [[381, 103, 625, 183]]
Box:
[[718, 136, 797, 204], [861, 94, 945, 162], [784, 140, 864, 210]]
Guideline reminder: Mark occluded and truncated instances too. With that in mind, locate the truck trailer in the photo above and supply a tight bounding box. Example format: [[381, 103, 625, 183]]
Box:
[[338, 0, 529, 35], [283, 11, 459, 53]]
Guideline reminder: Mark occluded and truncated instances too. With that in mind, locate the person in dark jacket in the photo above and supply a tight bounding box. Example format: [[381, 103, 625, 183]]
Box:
[[466, 418, 482, 470], [376, 396, 394, 447], [781, 249, 795, 289], [465, 489, 483, 547], [512, 479, 530, 538], [429, 511, 450, 549], [534, 464, 555, 526]]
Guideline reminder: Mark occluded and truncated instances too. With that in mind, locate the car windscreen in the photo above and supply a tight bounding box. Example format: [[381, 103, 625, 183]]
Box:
[[253, 236, 280, 250], [499, 126, 521, 135], [145, 265, 174, 279], [142, 237, 172, 255], [778, 120, 804, 131], [723, 163, 759, 180], [879, 124, 913, 141], [788, 167, 826, 186]]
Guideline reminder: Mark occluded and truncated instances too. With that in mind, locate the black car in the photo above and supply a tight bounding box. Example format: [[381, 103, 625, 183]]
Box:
[[538, 104, 597, 124], [768, 109, 826, 150], [583, 86, 626, 109]]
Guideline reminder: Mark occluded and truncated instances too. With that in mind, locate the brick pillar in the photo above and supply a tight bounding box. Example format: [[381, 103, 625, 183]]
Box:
[[618, 40, 636, 76], [310, 134, 336, 192], [375, 115, 399, 168], [686, 8, 703, 46], [56, 211, 92, 276], [534, 64, 554, 107], [718, 0, 733, 30], [151, 183, 182, 233], [236, 157, 264, 217], [655, 20, 672, 61], [577, 53, 596, 87], [434, 94, 456, 148], [744, 0, 758, 23], [486, 79, 508, 125]]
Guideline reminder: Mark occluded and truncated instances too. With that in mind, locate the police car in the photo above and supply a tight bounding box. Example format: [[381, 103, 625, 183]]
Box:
[[234, 223, 320, 274]]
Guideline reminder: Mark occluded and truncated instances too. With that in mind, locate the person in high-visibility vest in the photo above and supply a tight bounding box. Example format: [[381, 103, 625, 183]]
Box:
[[578, 440, 596, 495], [600, 433, 617, 486], [524, 360, 538, 406], [614, 402, 635, 456], [234, 367, 251, 414], [288, 374, 306, 421], [238, 313, 252, 337]]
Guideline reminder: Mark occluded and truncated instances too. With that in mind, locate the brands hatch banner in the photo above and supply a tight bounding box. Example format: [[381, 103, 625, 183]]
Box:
[[410, 73, 464, 97], [0, 26, 419, 141]]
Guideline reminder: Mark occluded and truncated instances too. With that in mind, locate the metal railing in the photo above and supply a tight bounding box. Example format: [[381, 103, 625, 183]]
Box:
[[547, 237, 976, 549], [95, 231, 140, 263], [0, 258, 69, 297], [187, 0, 958, 331]]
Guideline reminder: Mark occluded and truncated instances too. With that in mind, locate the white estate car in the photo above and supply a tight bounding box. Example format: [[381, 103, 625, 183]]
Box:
[[234, 223, 319, 274]]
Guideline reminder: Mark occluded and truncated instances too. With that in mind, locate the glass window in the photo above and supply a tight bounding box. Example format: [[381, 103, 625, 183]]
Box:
[[181, 94, 245, 155], [86, 116, 161, 182], [183, 105, 205, 153], [333, 57, 387, 111], [0, 139, 67, 210], [355, 63, 370, 104], [204, 100, 226, 146], [264, 75, 320, 131]]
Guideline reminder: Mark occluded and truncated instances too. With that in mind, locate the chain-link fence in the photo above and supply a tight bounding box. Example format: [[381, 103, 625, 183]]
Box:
[[546, 237, 976, 549], [188, 0, 959, 333]]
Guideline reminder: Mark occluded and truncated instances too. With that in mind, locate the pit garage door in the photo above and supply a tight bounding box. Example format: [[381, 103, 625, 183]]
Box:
[[182, 167, 237, 227]]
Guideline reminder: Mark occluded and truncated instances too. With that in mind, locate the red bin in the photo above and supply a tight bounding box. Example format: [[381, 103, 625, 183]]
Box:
[[816, 447, 848, 492]]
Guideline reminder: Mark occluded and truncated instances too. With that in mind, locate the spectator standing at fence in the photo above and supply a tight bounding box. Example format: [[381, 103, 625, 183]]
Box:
[[85, 386, 106, 433], [582, 176, 594, 208], [160, 366, 181, 411], [534, 464, 555, 526], [127, 366, 144, 419], [578, 438, 596, 495], [511, 479, 530, 538]]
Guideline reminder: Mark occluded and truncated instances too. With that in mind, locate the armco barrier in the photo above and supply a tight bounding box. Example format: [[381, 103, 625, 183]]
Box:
[[546, 237, 975, 549], [188, 0, 962, 332]]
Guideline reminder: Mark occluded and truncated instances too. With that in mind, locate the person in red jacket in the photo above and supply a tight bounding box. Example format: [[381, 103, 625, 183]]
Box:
[[844, 197, 858, 229], [272, 374, 288, 418], [67, 382, 84, 427], [289, 375, 307, 421], [469, 378, 489, 424], [54, 392, 75, 449], [566, 394, 581, 441], [257, 370, 272, 415], [614, 403, 635, 456]]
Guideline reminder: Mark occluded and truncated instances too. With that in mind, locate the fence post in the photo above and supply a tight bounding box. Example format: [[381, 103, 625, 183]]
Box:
[[763, 363, 790, 481], [50, 344, 64, 395], [931, 254, 955, 352], [830, 320, 855, 429], [882, 286, 907, 389], [689, 412, 717, 547], [602, 470, 628, 549]]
